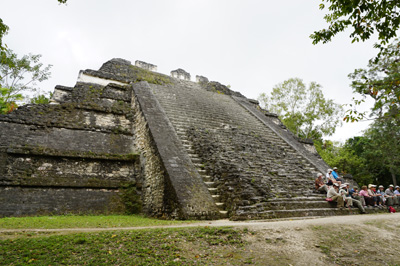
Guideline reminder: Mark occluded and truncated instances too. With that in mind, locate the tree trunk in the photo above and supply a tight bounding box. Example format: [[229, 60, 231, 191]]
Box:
[[390, 167, 397, 187]]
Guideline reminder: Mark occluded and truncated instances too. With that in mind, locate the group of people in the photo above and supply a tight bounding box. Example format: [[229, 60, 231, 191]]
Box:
[[314, 167, 400, 214]]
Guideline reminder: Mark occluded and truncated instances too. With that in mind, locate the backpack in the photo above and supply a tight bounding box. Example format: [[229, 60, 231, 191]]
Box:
[[388, 206, 396, 213]]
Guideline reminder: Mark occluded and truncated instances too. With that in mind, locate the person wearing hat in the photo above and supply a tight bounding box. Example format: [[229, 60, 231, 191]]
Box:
[[327, 183, 344, 208], [340, 184, 353, 209], [315, 173, 328, 193], [377, 185, 386, 206], [394, 186, 400, 197], [326, 169, 334, 185], [331, 167, 344, 184], [360, 185, 374, 207], [367, 184, 382, 208], [349, 186, 366, 207], [384, 185, 399, 206], [340, 184, 366, 213]]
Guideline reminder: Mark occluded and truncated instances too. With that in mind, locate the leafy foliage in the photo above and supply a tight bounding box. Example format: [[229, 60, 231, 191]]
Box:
[[311, 0, 400, 45], [258, 77, 343, 140], [119, 183, 142, 214], [347, 38, 400, 121], [316, 119, 400, 187], [30, 93, 52, 104], [0, 18, 8, 52], [0, 50, 52, 114], [315, 138, 373, 186], [362, 118, 400, 185]]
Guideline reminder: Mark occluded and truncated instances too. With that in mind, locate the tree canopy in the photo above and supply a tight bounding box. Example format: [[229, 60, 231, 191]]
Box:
[[311, 0, 400, 45], [258, 78, 343, 140], [0, 50, 52, 114], [346, 38, 400, 121], [316, 117, 400, 187]]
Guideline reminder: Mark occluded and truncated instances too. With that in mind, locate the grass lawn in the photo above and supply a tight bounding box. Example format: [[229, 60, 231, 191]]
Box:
[[0, 215, 193, 230], [0, 227, 253, 265]]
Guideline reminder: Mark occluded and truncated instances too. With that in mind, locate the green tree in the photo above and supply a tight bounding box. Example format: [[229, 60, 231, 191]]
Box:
[[347, 38, 400, 121], [315, 138, 373, 186], [258, 78, 343, 140], [311, 0, 400, 45], [362, 118, 400, 186], [0, 50, 52, 114], [0, 18, 8, 52]]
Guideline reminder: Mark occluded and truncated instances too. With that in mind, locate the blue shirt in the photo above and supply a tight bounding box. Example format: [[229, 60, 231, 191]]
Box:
[[349, 189, 357, 198], [332, 170, 339, 179]]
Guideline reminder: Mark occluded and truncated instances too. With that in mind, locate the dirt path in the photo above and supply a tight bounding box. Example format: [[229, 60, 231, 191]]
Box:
[[1, 213, 399, 233]]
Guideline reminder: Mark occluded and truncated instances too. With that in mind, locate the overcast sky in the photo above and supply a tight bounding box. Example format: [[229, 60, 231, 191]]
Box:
[[2, 0, 380, 142]]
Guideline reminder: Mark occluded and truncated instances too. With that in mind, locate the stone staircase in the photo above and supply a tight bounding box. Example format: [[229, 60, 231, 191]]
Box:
[[148, 80, 340, 219], [157, 105, 229, 218]]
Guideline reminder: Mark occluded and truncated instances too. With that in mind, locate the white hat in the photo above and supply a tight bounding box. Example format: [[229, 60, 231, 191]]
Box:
[[333, 167, 338, 170], [379, 185, 384, 188], [327, 169, 332, 172], [389, 185, 394, 187], [317, 173, 323, 177], [340, 184, 347, 188], [333, 183, 339, 187]]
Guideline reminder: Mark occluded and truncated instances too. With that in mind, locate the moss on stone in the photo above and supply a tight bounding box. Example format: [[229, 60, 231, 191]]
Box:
[[7, 146, 139, 161], [129, 65, 174, 85], [119, 182, 143, 214]]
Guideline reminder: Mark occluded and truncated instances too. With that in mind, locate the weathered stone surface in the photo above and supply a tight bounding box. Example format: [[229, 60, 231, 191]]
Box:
[[135, 60, 157, 72], [1, 152, 138, 188], [171, 68, 191, 81], [0, 60, 140, 217], [0, 58, 350, 220], [196, 75, 209, 83], [132, 81, 219, 219], [0, 187, 124, 217]]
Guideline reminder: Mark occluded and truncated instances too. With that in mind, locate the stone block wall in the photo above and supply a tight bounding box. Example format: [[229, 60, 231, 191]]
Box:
[[0, 69, 140, 217]]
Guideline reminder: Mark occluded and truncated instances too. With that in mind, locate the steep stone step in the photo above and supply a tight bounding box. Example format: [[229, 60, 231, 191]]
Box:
[[266, 196, 326, 202], [208, 187, 218, 195], [219, 210, 229, 218], [215, 202, 225, 209], [258, 200, 335, 210], [232, 208, 365, 221], [204, 181, 216, 188]]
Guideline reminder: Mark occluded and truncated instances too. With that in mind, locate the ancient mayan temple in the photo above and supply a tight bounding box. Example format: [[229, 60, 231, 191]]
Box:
[[0, 58, 356, 220]]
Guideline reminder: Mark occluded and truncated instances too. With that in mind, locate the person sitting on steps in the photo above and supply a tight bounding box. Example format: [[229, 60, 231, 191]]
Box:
[[326, 169, 335, 186], [377, 185, 386, 206], [341, 184, 366, 213], [359, 186, 374, 208], [349, 186, 365, 206], [385, 185, 399, 206], [340, 184, 353, 209], [368, 184, 383, 208], [315, 173, 328, 193], [394, 186, 400, 197], [327, 183, 344, 209], [331, 167, 343, 185]]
